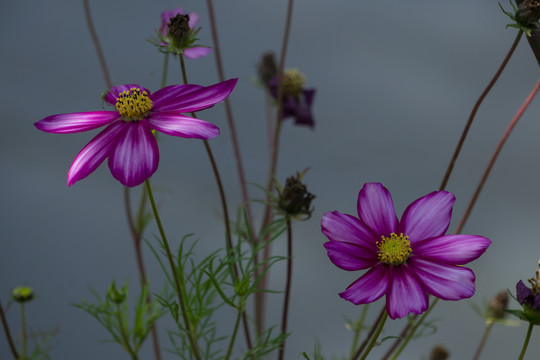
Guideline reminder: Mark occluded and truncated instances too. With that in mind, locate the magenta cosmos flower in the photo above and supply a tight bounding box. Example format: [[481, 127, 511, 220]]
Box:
[[159, 8, 211, 59], [321, 183, 491, 319], [34, 79, 237, 187]]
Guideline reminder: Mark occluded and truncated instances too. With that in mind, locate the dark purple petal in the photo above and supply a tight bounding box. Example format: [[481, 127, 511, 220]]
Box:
[[357, 183, 398, 237], [399, 191, 455, 242], [517, 280, 532, 305], [148, 113, 220, 139], [35, 112, 120, 134], [324, 241, 378, 271], [153, 79, 238, 113], [408, 257, 475, 300], [386, 266, 428, 319], [108, 121, 159, 187], [104, 85, 151, 106], [413, 234, 491, 265], [150, 84, 204, 110], [533, 294, 540, 310], [67, 120, 124, 186], [339, 265, 389, 305], [184, 47, 212, 59], [321, 211, 379, 250]]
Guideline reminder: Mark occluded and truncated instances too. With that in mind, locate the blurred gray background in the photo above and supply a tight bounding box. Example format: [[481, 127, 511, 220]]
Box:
[[2, 0, 540, 359]]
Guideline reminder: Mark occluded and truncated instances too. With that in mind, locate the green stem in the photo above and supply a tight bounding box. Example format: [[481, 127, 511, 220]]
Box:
[[351, 306, 386, 360], [357, 310, 388, 360], [144, 180, 202, 360], [349, 304, 370, 359], [517, 322, 534, 360], [278, 218, 293, 360], [225, 299, 244, 360], [115, 304, 138, 360], [20, 304, 27, 359], [472, 322, 493, 360], [390, 299, 439, 360]]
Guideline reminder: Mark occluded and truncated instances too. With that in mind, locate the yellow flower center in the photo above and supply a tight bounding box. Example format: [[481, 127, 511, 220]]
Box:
[[282, 69, 306, 98], [115, 88, 153, 121], [377, 232, 412, 265]]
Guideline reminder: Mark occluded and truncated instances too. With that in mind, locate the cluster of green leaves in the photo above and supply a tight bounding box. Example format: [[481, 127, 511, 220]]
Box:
[[73, 281, 165, 359]]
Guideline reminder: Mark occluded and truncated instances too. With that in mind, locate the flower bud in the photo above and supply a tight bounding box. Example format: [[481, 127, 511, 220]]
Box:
[[278, 171, 315, 219], [167, 14, 192, 47], [12, 286, 34, 303], [107, 281, 127, 304], [429, 345, 449, 360], [258, 52, 277, 87], [487, 291, 509, 319], [517, 0, 540, 25]]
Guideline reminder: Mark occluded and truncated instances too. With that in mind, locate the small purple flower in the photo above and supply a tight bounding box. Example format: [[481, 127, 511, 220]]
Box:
[[35, 79, 237, 187], [321, 183, 491, 319], [158, 8, 211, 59], [269, 69, 316, 128], [517, 280, 540, 310]]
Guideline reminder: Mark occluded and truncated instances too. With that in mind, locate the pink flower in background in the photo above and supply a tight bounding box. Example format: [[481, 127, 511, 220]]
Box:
[[159, 8, 211, 59], [35, 79, 237, 187], [321, 182, 490, 319]]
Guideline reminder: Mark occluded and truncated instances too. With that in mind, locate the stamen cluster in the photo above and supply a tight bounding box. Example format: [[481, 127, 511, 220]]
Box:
[[115, 88, 153, 121], [377, 232, 412, 265], [282, 69, 306, 98]]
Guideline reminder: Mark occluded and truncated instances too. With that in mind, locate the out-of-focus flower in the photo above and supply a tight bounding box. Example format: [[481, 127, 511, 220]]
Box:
[[508, 261, 540, 325], [12, 286, 34, 303], [321, 183, 491, 319], [156, 8, 211, 59], [258, 52, 278, 86], [269, 68, 316, 128], [35, 79, 238, 187], [277, 171, 315, 219], [429, 345, 449, 360], [487, 291, 510, 320]]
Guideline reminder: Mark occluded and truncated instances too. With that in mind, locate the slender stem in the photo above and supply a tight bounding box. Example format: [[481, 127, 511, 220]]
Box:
[[144, 180, 202, 360], [20, 303, 27, 359], [349, 304, 370, 359], [390, 298, 439, 360], [161, 53, 169, 88], [256, 0, 295, 336], [517, 322, 534, 360], [351, 306, 386, 360], [82, 0, 112, 89], [205, 0, 255, 238], [472, 322, 494, 360], [178, 55, 253, 351], [225, 299, 244, 360], [0, 299, 19, 359], [455, 75, 540, 234], [278, 218, 293, 360], [356, 310, 388, 360], [116, 304, 138, 360], [439, 30, 523, 191]]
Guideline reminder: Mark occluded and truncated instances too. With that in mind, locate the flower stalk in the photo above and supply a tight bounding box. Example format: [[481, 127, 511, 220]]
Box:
[[278, 218, 293, 360], [517, 322, 534, 360], [0, 299, 18, 359], [357, 310, 388, 360]]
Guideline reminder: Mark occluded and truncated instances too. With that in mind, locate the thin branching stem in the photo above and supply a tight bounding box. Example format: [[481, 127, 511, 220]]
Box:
[[225, 299, 244, 360], [349, 304, 370, 359], [357, 310, 388, 360], [82, 0, 112, 89], [350, 306, 386, 360], [145, 180, 202, 360], [0, 299, 19, 359], [455, 75, 540, 234], [472, 322, 494, 360], [439, 30, 523, 191], [278, 218, 293, 360], [205, 0, 255, 238], [517, 322, 534, 360], [116, 304, 138, 360], [20, 303, 28, 359]]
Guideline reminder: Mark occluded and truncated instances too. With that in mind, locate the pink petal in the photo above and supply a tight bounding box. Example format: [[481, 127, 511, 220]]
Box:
[[150, 84, 204, 110], [386, 266, 428, 319], [339, 264, 389, 305], [356, 183, 398, 237], [153, 79, 238, 113], [104, 85, 151, 106], [148, 113, 220, 139], [412, 234, 491, 265], [67, 120, 124, 186], [35, 112, 120, 134], [399, 191, 455, 242], [408, 257, 475, 300], [107, 121, 159, 187], [187, 12, 199, 29], [324, 241, 378, 271], [184, 47, 212, 59], [321, 211, 378, 251]]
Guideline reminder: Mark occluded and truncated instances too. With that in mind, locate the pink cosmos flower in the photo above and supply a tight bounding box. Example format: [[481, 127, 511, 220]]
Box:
[[159, 8, 211, 59], [34, 79, 237, 187], [321, 183, 491, 319]]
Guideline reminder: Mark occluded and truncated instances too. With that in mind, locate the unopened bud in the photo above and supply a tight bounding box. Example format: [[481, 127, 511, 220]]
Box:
[[12, 286, 34, 303], [107, 281, 127, 304], [278, 172, 315, 219], [488, 291, 509, 319], [429, 345, 449, 360], [167, 14, 192, 46]]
